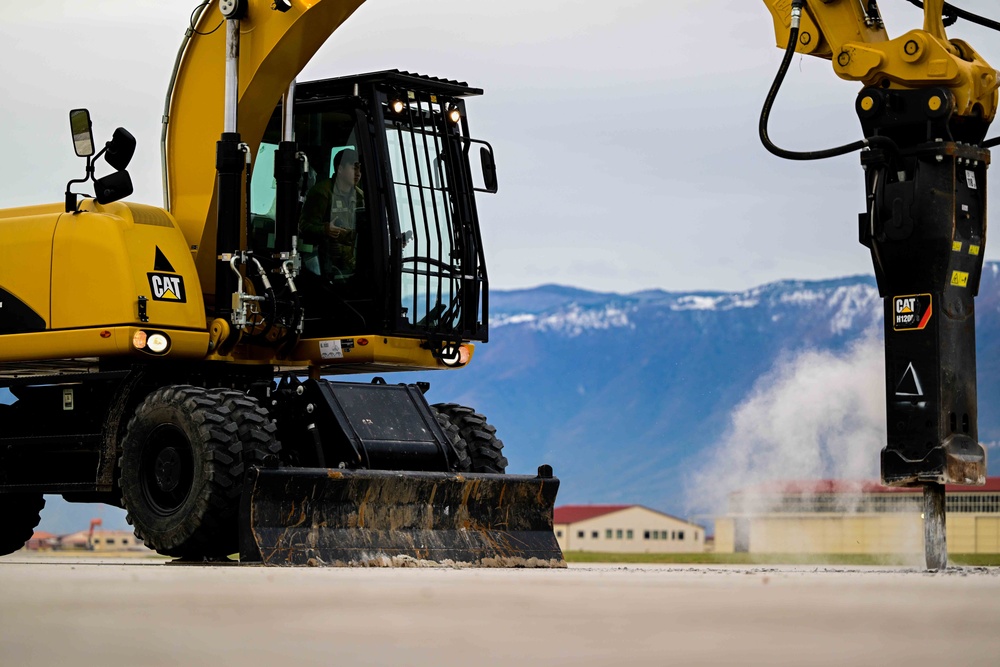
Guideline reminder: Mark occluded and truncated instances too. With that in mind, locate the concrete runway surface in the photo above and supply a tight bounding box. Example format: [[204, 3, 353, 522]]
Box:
[[1, 556, 998, 667]]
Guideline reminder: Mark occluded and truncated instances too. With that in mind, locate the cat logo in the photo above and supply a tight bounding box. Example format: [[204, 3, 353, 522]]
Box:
[[892, 293, 931, 331], [147, 273, 187, 303]]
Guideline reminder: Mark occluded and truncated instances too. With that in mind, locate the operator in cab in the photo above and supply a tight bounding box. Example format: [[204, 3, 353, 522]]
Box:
[[299, 148, 365, 280]]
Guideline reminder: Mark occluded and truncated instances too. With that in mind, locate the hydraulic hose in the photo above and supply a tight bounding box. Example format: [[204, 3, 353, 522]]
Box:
[[759, 0, 898, 161], [903, 0, 1000, 32]]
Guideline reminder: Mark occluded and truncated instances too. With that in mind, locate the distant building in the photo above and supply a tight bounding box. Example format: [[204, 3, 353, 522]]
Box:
[[714, 478, 1000, 554], [25, 531, 58, 551], [554, 505, 705, 553], [58, 530, 145, 551]]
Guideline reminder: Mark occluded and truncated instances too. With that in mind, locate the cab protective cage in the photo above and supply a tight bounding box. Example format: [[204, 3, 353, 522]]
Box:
[[254, 70, 492, 347]]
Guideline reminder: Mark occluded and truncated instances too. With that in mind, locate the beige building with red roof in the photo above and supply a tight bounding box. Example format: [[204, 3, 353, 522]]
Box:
[[24, 531, 58, 551], [554, 505, 705, 553], [58, 530, 144, 551], [714, 478, 1000, 554]]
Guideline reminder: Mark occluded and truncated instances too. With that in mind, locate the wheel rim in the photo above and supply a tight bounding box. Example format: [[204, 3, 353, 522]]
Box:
[[139, 424, 195, 516]]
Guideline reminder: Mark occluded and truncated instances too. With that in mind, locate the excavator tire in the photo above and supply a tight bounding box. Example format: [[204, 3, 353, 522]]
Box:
[[119, 385, 244, 559], [430, 405, 471, 472], [432, 403, 508, 473], [216, 390, 282, 469], [0, 493, 45, 556]]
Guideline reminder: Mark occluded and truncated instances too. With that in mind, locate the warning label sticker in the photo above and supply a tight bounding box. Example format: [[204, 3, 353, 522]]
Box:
[[319, 339, 343, 359], [892, 294, 932, 331], [894, 362, 925, 407]]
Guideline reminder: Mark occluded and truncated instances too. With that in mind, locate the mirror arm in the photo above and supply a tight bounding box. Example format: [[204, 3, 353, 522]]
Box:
[[92, 145, 109, 167], [64, 157, 96, 213]]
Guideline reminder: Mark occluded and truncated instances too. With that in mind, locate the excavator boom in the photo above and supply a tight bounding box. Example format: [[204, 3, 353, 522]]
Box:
[[166, 0, 366, 295], [762, 0, 997, 120]]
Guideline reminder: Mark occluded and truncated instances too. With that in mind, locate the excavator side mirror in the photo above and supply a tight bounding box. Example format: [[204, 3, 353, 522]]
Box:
[[94, 170, 133, 205], [465, 138, 499, 194], [480, 147, 498, 194], [104, 127, 137, 171], [69, 109, 95, 158]]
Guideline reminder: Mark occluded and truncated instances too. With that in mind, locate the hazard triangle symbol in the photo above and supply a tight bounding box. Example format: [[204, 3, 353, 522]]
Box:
[[895, 362, 924, 398]]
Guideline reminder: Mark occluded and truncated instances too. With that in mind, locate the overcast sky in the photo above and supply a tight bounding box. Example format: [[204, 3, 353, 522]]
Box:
[[2, 0, 999, 293]]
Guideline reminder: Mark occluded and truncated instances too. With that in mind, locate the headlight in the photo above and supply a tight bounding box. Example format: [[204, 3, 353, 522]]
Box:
[[133, 330, 171, 354], [147, 333, 170, 354], [440, 344, 471, 367]]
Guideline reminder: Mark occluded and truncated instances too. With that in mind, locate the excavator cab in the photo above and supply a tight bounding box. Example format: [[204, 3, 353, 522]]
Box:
[[248, 71, 492, 345]]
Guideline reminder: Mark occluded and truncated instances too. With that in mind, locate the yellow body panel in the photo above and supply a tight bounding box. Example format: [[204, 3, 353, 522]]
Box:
[[289, 336, 475, 371], [0, 203, 66, 220], [0, 327, 209, 364], [764, 0, 887, 58], [205, 335, 475, 373], [0, 211, 60, 327], [50, 201, 206, 331], [166, 0, 366, 296], [0, 199, 208, 364], [762, 0, 998, 120]]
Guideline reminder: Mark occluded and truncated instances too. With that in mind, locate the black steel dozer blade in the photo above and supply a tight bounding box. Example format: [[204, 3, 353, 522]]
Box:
[[239, 466, 565, 567]]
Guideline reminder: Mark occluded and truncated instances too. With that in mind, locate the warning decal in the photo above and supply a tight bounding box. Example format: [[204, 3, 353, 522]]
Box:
[[894, 362, 925, 406], [319, 339, 343, 359], [892, 294, 932, 331]]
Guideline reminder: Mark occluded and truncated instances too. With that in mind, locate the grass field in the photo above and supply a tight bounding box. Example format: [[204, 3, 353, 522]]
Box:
[[562, 551, 1000, 566]]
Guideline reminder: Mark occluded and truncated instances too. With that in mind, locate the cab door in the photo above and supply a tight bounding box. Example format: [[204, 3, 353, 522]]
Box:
[[377, 91, 488, 343]]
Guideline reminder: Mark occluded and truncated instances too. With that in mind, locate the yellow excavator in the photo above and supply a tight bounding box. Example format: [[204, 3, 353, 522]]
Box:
[[0, 0, 562, 566], [760, 0, 998, 568]]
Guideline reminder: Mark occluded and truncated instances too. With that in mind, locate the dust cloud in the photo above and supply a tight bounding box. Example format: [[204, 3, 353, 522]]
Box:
[[685, 336, 919, 554]]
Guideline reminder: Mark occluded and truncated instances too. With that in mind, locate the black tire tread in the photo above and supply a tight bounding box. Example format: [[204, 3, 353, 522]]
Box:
[[119, 385, 244, 558], [215, 390, 282, 469], [431, 403, 508, 473], [430, 406, 471, 472]]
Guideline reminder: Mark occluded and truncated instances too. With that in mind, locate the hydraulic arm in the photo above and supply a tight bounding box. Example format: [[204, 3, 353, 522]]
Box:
[[761, 0, 999, 568], [164, 0, 366, 296]]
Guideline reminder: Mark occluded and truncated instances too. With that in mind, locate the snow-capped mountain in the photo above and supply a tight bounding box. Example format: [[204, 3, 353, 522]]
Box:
[[425, 266, 1000, 516]]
